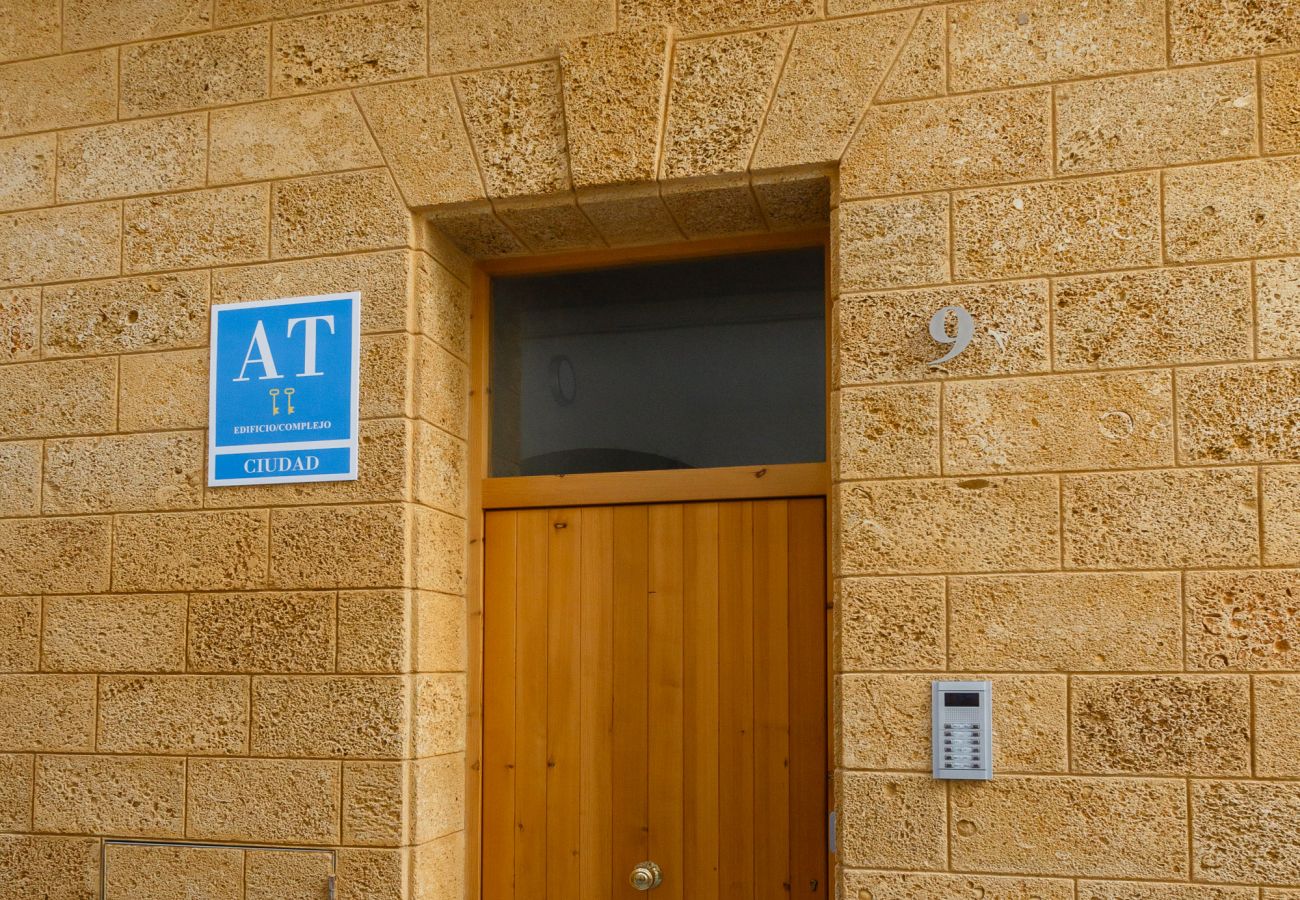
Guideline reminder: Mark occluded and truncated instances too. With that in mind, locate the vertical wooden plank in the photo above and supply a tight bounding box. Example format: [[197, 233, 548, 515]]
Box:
[[648, 504, 685, 900], [753, 501, 791, 898], [787, 499, 828, 899], [548, 508, 582, 897], [718, 501, 755, 899], [580, 507, 615, 900], [612, 505, 650, 898], [683, 503, 720, 900], [515, 508, 550, 894], [482, 510, 518, 900]]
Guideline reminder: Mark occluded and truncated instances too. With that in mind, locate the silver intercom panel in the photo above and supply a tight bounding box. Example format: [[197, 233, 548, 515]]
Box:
[[932, 680, 992, 780]]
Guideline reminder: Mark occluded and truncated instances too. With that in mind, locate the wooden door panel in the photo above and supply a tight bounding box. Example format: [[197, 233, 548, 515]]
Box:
[[682, 502, 720, 900], [611, 505, 650, 898], [647, 505, 685, 900]]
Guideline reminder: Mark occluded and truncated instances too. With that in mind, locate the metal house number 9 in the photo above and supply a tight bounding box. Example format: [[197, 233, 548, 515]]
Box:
[[927, 305, 975, 367]]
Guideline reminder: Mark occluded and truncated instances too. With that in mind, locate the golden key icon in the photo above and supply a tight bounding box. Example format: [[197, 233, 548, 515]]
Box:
[[284, 387, 296, 415], [269, 388, 280, 415]]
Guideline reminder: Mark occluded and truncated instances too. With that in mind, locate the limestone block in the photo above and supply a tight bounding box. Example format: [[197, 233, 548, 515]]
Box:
[[411, 753, 464, 843], [837, 195, 950, 290], [1265, 467, 1300, 565], [272, 0, 425, 96], [0, 676, 94, 751], [215, 250, 409, 335], [1185, 569, 1300, 670], [1072, 675, 1250, 775], [1179, 363, 1300, 463], [661, 29, 789, 178], [430, 0, 613, 74], [621, 0, 816, 34], [252, 675, 408, 758], [189, 591, 335, 673], [1063, 468, 1258, 569], [0, 49, 116, 137], [495, 195, 604, 253], [343, 761, 406, 846], [0, 517, 111, 594], [1079, 882, 1256, 900], [427, 201, 526, 258], [271, 504, 407, 589], [1057, 63, 1256, 175], [841, 871, 1074, 900], [1192, 780, 1300, 883], [338, 590, 409, 673], [245, 849, 333, 899], [0, 0, 59, 62], [414, 673, 466, 756], [1165, 157, 1300, 262], [120, 348, 208, 431], [272, 169, 409, 258], [44, 272, 208, 358], [187, 758, 341, 844], [42, 594, 186, 673], [949, 0, 1164, 92], [216, 0, 354, 24], [1255, 675, 1300, 776], [34, 754, 185, 837], [98, 675, 248, 755], [411, 831, 464, 900], [104, 843, 243, 900], [458, 61, 570, 198], [835, 384, 939, 479], [125, 184, 268, 272], [838, 281, 1049, 384], [837, 476, 1058, 575], [944, 370, 1174, 474], [416, 336, 468, 437], [750, 171, 830, 230], [413, 250, 468, 355], [1054, 264, 1252, 370], [113, 510, 269, 591], [1170, 0, 1300, 63], [121, 27, 269, 118], [0, 596, 38, 671], [0, 440, 39, 516], [576, 183, 684, 247], [44, 431, 204, 513], [414, 590, 467, 674], [837, 576, 944, 671], [0, 753, 31, 830], [954, 173, 1161, 280], [951, 776, 1186, 878], [64, 0, 210, 50], [1258, 257, 1300, 359], [836, 773, 945, 869], [0, 201, 120, 286], [411, 505, 467, 595], [57, 113, 207, 203], [355, 78, 482, 209], [1264, 55, 1300, 153], [0, 836, 99, 900], [0, 287, 38, 361], [659, 173, 765, 237], [210, 93, 382, 185], [875, 8, 946, 103], [561, 27, 670, 187], [359, 332, 411, 421], [949, 573, 1182, 671], [843, 88, 1051, 198], [338, 848, 405, 900], [414, 422, 467, 517], [0, 134, 54, 211], [753, 14, 910, 170]]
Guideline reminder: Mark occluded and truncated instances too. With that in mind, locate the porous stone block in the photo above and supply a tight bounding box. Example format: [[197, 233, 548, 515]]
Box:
[[189, 591, 335, 673], [272, 0, 424, 95], [836, 773, 946, 869], [361, 332, 412, 421], [252, 675, 408, 758], [837, 476, 1058, 575], [750, 171, 830, 230], [42, 594, 186, 673], [414, 590, 467, 674], [337, 848, 405, 900], [427, 202, 526, 258], [1264, 54, 1300, 153], [414, 673, 466, 756], [1179, 363, 1300, 463], [0, 287, 38, 361], [344, 761, 406, 846], [1064, 468, 1259, 569], [1265, 467, 1300, 565], [0, 357, 117, 439], [415, 336, 468, 437], [661, 29, 789, 178], [576, 183, 684, 247], [0, 201, 120, 286], [1072, 675, 1250, 775], [1255, 675, 1300, 776], [620, 0, 817, 34], [843, 88, 1051, 198], [1169, 0, 1300, 63], [338, 590, 409, 673], [753, 14, 910, 169], [43, 431, 203, 514], [411, 506, 467, 596], [837, 195, 950, 291], [562, 27, 670, 187], [0, 753, 31, 830], [216, 0, 352, 24], [0, 675, 94, 751], [0, 835, 99, 900], [413, 251, 469, 355], [411, 831, 465, 900], [1165, 157, 1300, 262], [57, 113, 207, 203], [949, 573, 1182, 671], [1185, 569, 1300, 670], [113, 510, 269, 591], [125, 184, 268, 272], [245, 849, 334, 899], [210, 93, 382, 184], [119, 348, 208, 431], [0, 0, 59, 62], [43, 271, 208, 358], [0, 49, 116, 136], [457, 62, 570, 198], [1192, 780, 1300, 883], [64, 0, 210, 50], [271, 504, 406, 589], [841, 872, 1074, 900], [834, 384, 940, 479], [1056, 63, 1257, 175], [953, 173, 1161, 280], [121, 27, 269, 118], [1054, 264, 1253, 370], [187, 758, 341, 844], [0, 517, 111, 594], [950, 776, 1187, 878], [944, 370, 1173, 474], [272, 169, 408, 258], [875, 8, 946, 102], [411, 753, 464, 843], [1258, 257, 1300, 359], [104, 843, 243, 900], [949, 0, 1164, 92], [659, 173, 765, 237], [0, 134, 54, 211], [837, 576, 945, 671], [430, 0, 613, 74], [495, 195, 603, 253], [1079, 882, 1256, 900], [98, 675, 249, 755], [0, 596, 39, 671], [34, 754, 185, 837], [0, 440, 39, 516]]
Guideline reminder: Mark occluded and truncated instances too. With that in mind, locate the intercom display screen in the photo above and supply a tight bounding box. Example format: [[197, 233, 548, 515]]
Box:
[[943, 692, 981, 707]]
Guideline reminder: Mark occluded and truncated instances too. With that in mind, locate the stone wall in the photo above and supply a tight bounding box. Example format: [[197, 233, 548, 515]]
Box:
[[0, 0, 1298, 898]]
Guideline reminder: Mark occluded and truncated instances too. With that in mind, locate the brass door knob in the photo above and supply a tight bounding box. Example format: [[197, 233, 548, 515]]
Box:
[[629, 861, 662, 891]]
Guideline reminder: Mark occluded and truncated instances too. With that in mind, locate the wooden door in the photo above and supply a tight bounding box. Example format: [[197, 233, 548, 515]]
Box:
[[481, 498, 827, 899]]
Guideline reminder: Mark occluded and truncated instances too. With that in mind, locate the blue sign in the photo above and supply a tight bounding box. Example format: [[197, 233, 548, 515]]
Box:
[[208, 292, 361, 487]]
